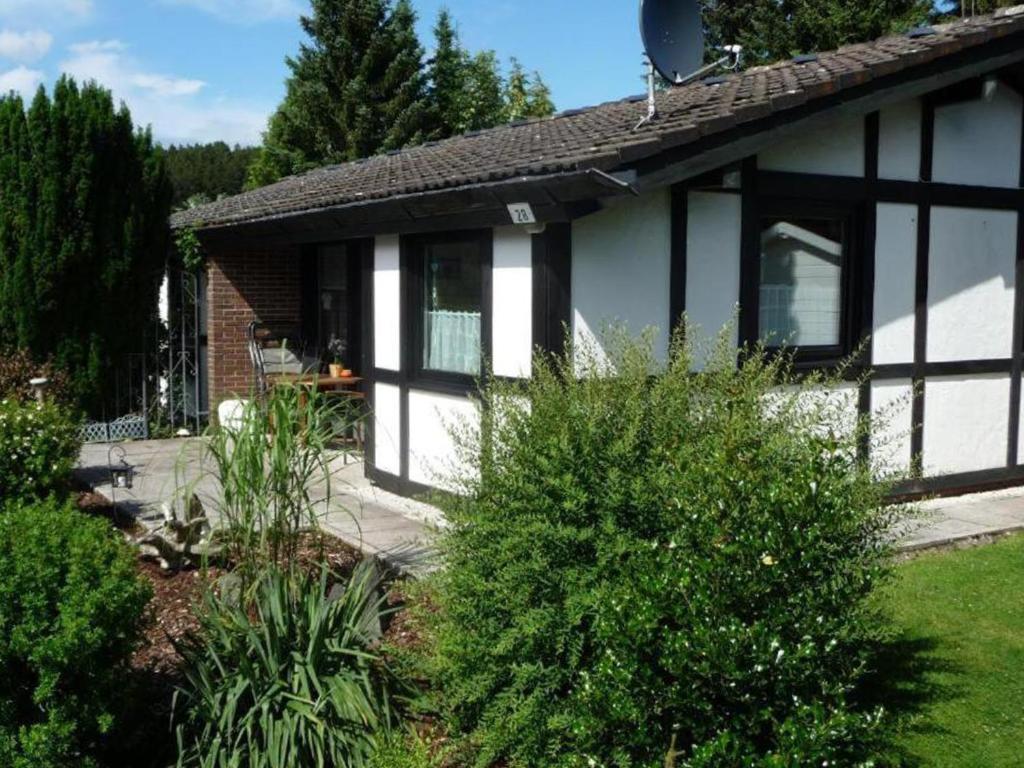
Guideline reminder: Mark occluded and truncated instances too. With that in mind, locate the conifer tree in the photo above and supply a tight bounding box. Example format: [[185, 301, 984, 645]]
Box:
[[504, 58, 555, 123], [704, 0, 931, 65], [247, 0, 430, 186], [0, 77, 171, 412], [428, 9, 467, 137]]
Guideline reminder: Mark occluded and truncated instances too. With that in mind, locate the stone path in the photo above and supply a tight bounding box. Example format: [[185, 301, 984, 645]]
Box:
[[78, 439, 1024, 570], [900, 485, 1024, 551], [77, 439, 440, 574]]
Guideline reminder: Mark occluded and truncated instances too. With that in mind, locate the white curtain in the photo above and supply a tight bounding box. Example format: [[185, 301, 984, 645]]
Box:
[[425, 310, 481, 375], [759, 284, 841, 347]]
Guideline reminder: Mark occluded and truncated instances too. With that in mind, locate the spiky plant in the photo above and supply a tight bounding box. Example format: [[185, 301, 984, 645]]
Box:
[[174, 560, 399, 768]]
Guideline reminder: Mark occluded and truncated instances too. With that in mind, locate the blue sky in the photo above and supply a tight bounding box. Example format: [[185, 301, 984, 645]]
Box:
[[0, 0, 646, 146]]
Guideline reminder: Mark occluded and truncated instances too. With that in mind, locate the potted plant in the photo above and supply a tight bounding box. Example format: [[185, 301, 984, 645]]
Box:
[[326, 337, 347, 379]]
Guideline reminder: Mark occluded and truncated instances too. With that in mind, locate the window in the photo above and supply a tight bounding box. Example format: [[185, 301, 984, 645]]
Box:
[[316, 243, 361, 368], [758, 207, 854, 356], [412, 233, 488, 378]]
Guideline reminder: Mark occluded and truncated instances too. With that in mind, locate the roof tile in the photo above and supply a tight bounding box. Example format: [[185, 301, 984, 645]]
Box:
[[173, 9, 1024, 230]]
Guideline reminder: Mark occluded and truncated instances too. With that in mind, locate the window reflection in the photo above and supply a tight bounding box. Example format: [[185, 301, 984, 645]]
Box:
[[759, 216, 845, 347]]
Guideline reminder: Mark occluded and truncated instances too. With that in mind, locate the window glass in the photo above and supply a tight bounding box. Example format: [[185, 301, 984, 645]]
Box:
[[759, 216, 844, 347], [319, 244, 352, 362], [423, 239, 482, 375]]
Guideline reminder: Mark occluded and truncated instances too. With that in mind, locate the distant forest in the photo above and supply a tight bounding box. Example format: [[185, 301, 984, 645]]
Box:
[[164, 142, 259, 208]]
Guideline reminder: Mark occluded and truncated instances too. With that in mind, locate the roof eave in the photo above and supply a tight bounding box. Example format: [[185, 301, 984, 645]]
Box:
[[171, 167, 636, 238]]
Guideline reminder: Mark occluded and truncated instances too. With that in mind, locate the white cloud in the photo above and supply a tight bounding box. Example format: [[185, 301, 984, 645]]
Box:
[[131, 73, 205, 97], [60, 40, 268, 145], [0, 0, 92, 22], [0, 30, 54, 62], [0, 64, 43, 97], [159, 0, 300, 23], [68, 39, 126, 55]]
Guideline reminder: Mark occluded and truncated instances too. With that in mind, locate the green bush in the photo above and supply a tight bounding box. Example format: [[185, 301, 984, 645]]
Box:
[[0, 399, 81, 502], [0, 498, 152, 768], [421, 330, 904, 767], [174, 561, 401, 768]]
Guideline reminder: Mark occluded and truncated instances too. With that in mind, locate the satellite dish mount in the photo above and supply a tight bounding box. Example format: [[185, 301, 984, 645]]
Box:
[[635, 0, 742, 130]]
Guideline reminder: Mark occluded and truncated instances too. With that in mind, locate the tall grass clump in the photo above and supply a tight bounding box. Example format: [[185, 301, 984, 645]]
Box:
[[420, 327, 906, 767], [174, 560, 399, 768], [200, 384, 361, 582]]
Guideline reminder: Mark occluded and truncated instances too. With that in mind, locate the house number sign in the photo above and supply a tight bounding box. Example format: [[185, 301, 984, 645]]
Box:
[[507, 202, 537, 225]]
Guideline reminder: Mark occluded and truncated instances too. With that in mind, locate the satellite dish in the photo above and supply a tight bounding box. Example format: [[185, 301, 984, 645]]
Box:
[[640, 0, 705, 84]]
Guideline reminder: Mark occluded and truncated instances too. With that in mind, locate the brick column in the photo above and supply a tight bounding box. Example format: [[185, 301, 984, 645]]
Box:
[[206, 244, 302, 408]]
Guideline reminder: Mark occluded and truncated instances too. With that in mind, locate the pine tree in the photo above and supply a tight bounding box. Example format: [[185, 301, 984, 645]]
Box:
[[378, 0, 431, 152], [936, 0, 1018, 16], [462, 51, 505, 132], [249, 2, 557, 182], [428, 9, 468, 137], [504, 58, 555, 123], [247, 0, 430, 186], [704, 0, 931, 66]]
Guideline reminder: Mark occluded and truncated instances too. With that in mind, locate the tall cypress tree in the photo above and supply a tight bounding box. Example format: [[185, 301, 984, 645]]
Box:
[[0, 77, 171, 412]]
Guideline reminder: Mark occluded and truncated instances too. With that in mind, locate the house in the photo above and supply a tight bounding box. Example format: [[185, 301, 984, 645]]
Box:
[[172, 8, 1024, 498]]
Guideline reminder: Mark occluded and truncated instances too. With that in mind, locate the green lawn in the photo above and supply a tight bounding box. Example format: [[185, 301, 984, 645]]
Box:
[[875, 534, 1024, 766]]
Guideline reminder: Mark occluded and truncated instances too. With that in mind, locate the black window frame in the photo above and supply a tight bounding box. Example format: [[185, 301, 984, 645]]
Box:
[[749, 197, 863, 367], [405, 229, 493, 390]]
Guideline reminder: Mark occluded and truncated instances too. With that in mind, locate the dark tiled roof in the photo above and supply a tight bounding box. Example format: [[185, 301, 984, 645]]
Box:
[[173, 7, 1024, 230]]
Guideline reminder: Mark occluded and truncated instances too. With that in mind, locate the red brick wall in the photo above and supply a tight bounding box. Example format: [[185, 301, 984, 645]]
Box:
[[206, 244, 301, 406]]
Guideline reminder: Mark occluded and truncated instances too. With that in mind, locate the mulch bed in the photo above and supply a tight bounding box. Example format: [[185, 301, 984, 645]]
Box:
[[75, 485, 411, 765]]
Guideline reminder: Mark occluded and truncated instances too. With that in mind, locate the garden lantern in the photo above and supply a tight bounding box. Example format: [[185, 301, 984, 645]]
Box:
[[108, 445, 134, 490]]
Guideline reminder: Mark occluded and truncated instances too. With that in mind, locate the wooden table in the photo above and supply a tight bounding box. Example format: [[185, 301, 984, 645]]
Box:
[[268, 374, 363, 393], [267, 374, 365, 449]]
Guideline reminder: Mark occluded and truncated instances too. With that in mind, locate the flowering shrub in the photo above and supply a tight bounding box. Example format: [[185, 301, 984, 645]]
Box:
[[417, 329, 904, 767], [0, 398, 81, 502]]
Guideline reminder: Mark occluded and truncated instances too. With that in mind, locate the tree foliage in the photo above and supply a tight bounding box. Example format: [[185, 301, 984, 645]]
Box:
[[248, 2, 556, 185], [934, 0, 1020, 17], [0, 77, 172, 413], [247, 0, 431, 186], [164, 142, 258, 208], [426, 10, 554, 139], [704, 0, 932, 66]]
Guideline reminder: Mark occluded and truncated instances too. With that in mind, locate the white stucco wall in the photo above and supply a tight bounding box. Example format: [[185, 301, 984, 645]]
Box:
[[491, 226, 533, 378], [923, 374, 1011, 475], [407, 389, 479, 488], [878, 99, 922, 182], [373, 382, 401, 476], [873, 203, 918, 365], [572, 190, 672, 364], [927, 206, 1017, 363], [685, 191, 741, 363], [758, 115, 865, 176], [871, 379, 914, 475], [933, 81, 1023, 189], [374, 235, 401, 371]]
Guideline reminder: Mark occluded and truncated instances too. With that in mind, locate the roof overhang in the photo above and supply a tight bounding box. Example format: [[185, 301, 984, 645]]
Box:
[[624, 30, 1024, 192], [188, 167, 635, 247]]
